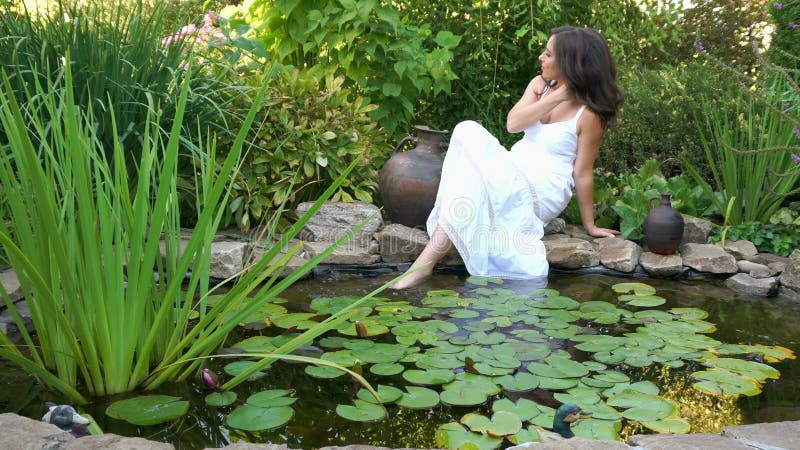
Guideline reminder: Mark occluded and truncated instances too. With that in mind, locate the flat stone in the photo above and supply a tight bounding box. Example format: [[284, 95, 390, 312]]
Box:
[[0, 269, 23, 303], [248, 246, 310, 279], [681, 243, 738, 274], [208, 241, 250, 279], [639, 252, 683, 277], [737, 260, 773, 277], [596, 237, 641, 273], [723, 239, 758, 260], [379, 223, 428, 263], [0, 413, 74, 449], [296, 201, 382, 246], [627, 432, 753, 449], [682, 216, 713, 244], [748, 253, 791, 267], [63, 433, 174, 449], [0, 300, 32, 341], [545, 238, 600, 269], [724, 273, 779, 297], [769, 261, 787, 274], [507, 438, 630, 449], [562, 224, 594, 242], [319, 447, 419, 450], [779, 285, 800, 301], [723, 420, 800, 449], [303, 241, 382, 265], [208, 445, 294, 450], [780, 252, 800, 293]]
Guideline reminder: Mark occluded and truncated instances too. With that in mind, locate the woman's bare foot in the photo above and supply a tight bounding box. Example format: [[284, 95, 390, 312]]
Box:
[[389, 266, 433, 290]]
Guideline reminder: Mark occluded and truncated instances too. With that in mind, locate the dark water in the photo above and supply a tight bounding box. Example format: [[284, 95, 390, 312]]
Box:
[[3, 272, 800, 449]]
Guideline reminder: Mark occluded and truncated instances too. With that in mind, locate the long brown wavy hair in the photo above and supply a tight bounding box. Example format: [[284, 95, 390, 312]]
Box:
[[550, 26, 623, 129]]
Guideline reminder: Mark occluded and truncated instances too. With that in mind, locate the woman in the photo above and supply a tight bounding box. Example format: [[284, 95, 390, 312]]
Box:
[[391, 26, 623, 289]]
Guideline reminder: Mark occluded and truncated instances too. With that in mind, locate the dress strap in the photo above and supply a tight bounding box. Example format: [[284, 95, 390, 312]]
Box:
[[573, 105, 587, 122]]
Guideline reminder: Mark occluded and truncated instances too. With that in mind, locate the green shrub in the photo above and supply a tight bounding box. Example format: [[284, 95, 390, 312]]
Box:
[[710, 206, 800, 257], [768, 0, 800, 70], [208, 68, 390, 232], [599, 61, 742, 177]]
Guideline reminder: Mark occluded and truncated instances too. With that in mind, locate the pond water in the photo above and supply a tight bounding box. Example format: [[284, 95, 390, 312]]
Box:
[[4, 272, 800, 449]]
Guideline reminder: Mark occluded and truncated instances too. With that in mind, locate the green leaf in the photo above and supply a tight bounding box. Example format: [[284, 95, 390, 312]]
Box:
[[461, 411, 521, 437], [691, 368, 762, 396], [612, 282, 656, 296], [247, 389, 297, 407], [397, 386, 440, 409], [381, 82, 402, 97], [435, 422, 503, 450], [226, 405, 294, 431], [106, 395, 189, 426], [440, 387, 488, 407], [357, 385, 404, 404], [205, 391, 237, 407], [491, 398, 541, 422], [434, 30, 462, 48], [641, 417, 691, 433], [494, 372, 540, 392], [336, 399, 386, 422], [403, 369, 455, 385]]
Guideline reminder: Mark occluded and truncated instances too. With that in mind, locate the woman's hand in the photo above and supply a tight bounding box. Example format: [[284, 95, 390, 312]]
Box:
[[584, 225, 620, 238]]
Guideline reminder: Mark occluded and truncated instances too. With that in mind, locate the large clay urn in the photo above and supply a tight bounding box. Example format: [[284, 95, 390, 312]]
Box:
[[379, 125, 448, 228], [643, 193, 685, 255]]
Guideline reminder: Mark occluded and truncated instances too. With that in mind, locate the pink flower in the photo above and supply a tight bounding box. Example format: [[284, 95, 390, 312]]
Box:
[[794, 128, 800, 138], [791, 22, 798, 29], [792, 153, 800, 164], [774, 2, 783, 9]]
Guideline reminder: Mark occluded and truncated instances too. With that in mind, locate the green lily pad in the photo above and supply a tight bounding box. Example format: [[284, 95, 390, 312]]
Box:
[[533, 296, 580, 309], [205, 391, 237, 407], [403, 369, 455, 385], [351, 343, 409, 364], [106, 395, 190, 426], [449, 335, 478, 345], [445, 373, 502, 396], [270, 312, 319, 330], [321, 350, 358, 367], [473, 363, 514, 376], [495, 372, 540, 392], [231, 336, 278, 352], [370, 363, 405, 376], [309, 296, 373, 314], [470, 331, 506, 345], [357, 385, 404, 404], [397, 386, 440, 409], [440, 387, 488, 407], [336, 399, 386, 422], [642, 417, 691, 433], [618, 294, 666, 307], [555, 389, 601, 406], [467, 276, 504, 286], [464, 321, 497, 332], [701, 357, 780, 382], [450, 309, 481, 319], [602, 381, 660, 398], [669, 307, 709, 320], [528, 355, 589, 378], [508, 427, 540, 445], [415, 353, 463, 370], [223, 361, 268, 379], [226, 405, 293, 431], [304, 365, 346, 379], [607, 390, 677, 422], [612, 282, 656, 295], [691, 368, 762, 396], [538, 376, 580, 390], [491, 398, 542, 422], [461, 411, 522, 437], [435, 422, 503, 450], [572, 418, 622, 440], [338, 319, 390, 337], [246, 389, 297, 408]]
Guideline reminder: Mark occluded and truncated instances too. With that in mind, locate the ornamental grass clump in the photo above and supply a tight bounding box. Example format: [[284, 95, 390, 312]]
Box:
[[0, 56, 377, 404]]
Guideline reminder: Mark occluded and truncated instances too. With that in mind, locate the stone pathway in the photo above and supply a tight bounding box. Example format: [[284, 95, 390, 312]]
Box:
[[3, 412, 799, 449]]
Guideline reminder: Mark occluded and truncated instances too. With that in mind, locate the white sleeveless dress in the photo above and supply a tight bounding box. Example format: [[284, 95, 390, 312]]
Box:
[[426, 105, 586, 279]]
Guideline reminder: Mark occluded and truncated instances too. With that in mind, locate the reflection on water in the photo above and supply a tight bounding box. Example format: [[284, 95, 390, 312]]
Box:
[[5, 272, 800, 449]]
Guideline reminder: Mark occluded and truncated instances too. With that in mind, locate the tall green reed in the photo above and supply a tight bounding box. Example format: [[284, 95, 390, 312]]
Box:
[[682, 99, 800, 226], [0, 54, 374, 404]]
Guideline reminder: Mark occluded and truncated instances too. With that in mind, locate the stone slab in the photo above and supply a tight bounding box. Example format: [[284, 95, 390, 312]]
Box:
[[627, 433, 753, 449], [0, 269, 23, 302], [724, 273, 779, 297], [681, 243, 738, 274], [304, 241, 382, 265], [63, 433, 175, 449], [508, 437, 630, 449], [639, 252, 683, 277], [0, 412, 74, 449], [379, 223, 428, 263], [722, 420, 800, 449], [296, 201, 382, 246], [207, 445, 295, 450]]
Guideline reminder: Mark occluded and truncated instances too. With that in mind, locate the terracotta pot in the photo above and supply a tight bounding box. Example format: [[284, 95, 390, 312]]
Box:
[[379, 125, 448, 228], [643, 193, 685, 255]]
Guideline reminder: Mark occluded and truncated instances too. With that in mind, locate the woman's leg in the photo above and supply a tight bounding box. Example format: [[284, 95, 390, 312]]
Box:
[[390, 225, 454, 289]]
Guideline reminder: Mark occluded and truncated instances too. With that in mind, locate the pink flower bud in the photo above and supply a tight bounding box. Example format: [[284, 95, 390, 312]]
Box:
[[201, 368, 220, 389]]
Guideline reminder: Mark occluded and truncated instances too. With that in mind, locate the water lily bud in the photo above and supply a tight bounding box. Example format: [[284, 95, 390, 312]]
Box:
[[201, 368, 219, 390], [354, 320, 368, 338]]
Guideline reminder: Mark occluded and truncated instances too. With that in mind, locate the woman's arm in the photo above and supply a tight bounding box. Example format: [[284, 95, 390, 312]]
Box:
[[573, 110, 620, 238], [506, 76, 571, 133]]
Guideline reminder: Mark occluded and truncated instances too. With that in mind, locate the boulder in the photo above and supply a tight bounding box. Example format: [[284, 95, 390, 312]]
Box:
[[639, 252, 683, 277], [681, 216, 713, 244], [545, 237, 600, 269], [736, 260, 773, 278], [723, 420, 800, 450], [379, 224, 429, 263], [747, 252, 790, 267], [296, 201, 382, 246], [595, 237, 642, 273], [303, 241, 381, 265], [629, 433, 753, 449], [544, 218, 566, 235], [562, 224, 594, 242], [0, 413, 73, 449], [680, 243, 738, 274], [723, 239, 758, 260], [779, 249, 800, 294], [64, 434, 174, 449], [0, 300, 32, 342], [208, 241, 250, 279], [0, 269, 23, 303], [724, 273, 779, 297]]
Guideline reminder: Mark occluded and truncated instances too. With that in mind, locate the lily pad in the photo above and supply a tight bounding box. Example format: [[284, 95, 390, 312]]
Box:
[[508, 427, 540, 445], [205, 391, 237, 407], [304, 365, 346, 379], [612, 282, 656, 296], [450, 309, 481, 319], [440, 387, 488, 407], [247, 389, 297, 408], [106, 395, 189, 426], [461, 411, 522, 437], [403, 369, 455, 385], [607, 390, 677, 422], [691, 368, 762, 396], [642, 417, 691, 433], [572, 418, 622, 440], [397, 386, 440, 409], [445, 373, 502, 396], [701, 357, 780, 382], [491, 398, 542, 422], [226, 405, 293, 431], [223, 361, 268, 380], [336, 399, 386, 422], [338, 319, 390, 337], [435, 422, 503, 450], [357, 385, 404, 404], [270, 312, 319, 330], [618, 294, 666, 307], [467, 276, 504, 286], [495, 372, 540, 392], [370, 363, 405, 376]]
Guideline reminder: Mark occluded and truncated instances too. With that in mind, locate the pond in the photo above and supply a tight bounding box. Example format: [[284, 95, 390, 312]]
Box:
[[4, 272, 800, 449]]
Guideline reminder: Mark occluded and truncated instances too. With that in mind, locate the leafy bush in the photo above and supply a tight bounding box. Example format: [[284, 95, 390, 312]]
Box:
[[710, 206, 800, 257], [208, 67, 390, 232], [599, 61, 743, 177], [767, 0, 800, 70], [563, 160, 714, 240]]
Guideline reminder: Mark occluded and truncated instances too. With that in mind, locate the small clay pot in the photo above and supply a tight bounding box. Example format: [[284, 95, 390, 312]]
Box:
[[643, 193, 685, 255]]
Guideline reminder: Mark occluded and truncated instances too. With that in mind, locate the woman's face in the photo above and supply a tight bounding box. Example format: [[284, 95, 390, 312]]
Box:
[[539, 35, 562, 82]]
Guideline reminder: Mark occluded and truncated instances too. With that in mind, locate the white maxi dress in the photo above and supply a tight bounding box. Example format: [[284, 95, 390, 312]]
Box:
[[426, 105, 587, 279]]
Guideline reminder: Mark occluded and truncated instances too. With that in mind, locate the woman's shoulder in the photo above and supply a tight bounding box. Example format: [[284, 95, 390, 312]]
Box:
[[577, 106, 603, 136], [530, 76, 548, 96]]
